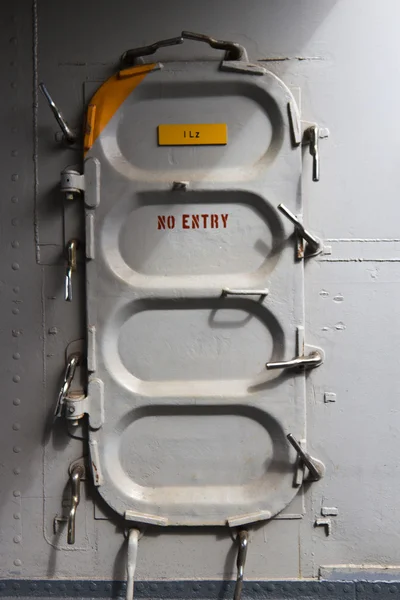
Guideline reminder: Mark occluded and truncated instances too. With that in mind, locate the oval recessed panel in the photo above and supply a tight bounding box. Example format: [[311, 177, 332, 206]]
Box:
[[118, 406, 286, 489], [116, 191, 283, 277], [115, 81, 284, 173], [116, 299, 283, 382]]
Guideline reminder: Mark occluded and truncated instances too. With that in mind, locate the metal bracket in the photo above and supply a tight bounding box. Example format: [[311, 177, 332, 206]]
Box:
[[121, 30, 248, 67], [314, 518, 332, 536], [222, 288, 269, 298], [278, 203, 323, 258], [220, 60, 266, 76], [288, 100, 302, 145], [315, 507, 338, 536]]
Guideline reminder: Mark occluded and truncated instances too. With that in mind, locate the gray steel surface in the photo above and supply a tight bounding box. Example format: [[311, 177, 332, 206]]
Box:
[[1, 0, 400, 586]]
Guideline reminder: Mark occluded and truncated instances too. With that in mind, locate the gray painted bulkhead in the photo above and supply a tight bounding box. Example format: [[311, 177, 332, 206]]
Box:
[[1, 0, 400, 594]]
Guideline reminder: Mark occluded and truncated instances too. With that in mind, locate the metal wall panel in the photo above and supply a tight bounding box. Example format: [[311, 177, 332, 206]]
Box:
[[1, 0, 400, 585]]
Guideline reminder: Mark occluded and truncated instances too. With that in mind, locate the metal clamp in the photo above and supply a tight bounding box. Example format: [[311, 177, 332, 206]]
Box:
[[305, 125, 320, 182], [39, 83, 76, 144], [54, 353, 81, 419], [278, 203, 322, 258], [287, 434, 325, 481], [233, 529, 249, 600], [67, 464, 84, 545], [266, 349, 323, 371], [121, 30, 246, 67], [65, 239, 78, 302]]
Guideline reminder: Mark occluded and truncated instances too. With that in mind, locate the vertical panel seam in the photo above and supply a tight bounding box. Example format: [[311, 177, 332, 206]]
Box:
[[32, 0, 39, 262]]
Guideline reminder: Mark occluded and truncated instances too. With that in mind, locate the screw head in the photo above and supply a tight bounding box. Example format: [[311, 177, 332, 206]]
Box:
[[67, 406, 75, 414]]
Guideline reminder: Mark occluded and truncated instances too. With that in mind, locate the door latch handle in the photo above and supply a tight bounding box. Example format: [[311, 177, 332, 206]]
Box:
[[54, 353, 81, 419], [287, 434, 325, 481], [305, 125, 320, 182], [121, 31, 246, 67], [181, 31, 246, 61], [65, 239, 78, 302], [67, 464, 84, 545], [233, 529, 248, 600], [278, 204, 322, 257], [39, 83, 76, 144], [121, 35, 183, 66], [266, 350, 323, 371]]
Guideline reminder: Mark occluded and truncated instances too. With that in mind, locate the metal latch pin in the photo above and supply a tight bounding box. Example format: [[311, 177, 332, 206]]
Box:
[[65, 239, 78, 302], [278, 204, 322, 257], [233, 529, 248, 600]]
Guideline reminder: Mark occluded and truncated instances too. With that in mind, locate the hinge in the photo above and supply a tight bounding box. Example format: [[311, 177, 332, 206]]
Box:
[[60, 167, 85, 200], [64, 394, 89, 422]]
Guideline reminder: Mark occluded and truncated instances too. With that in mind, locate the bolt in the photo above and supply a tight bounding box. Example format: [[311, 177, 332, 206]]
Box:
[[67, 406, 75, 414]]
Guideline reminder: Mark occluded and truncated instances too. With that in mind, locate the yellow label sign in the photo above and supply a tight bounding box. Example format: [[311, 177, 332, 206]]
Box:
[[158, 123, 227, 146]]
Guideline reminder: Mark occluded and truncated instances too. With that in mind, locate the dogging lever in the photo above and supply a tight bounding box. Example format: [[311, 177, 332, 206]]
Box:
[[67, 464, 84, 545]]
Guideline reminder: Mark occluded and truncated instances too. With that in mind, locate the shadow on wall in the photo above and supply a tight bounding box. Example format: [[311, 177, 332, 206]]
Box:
[[38, 0, 339, 67]]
